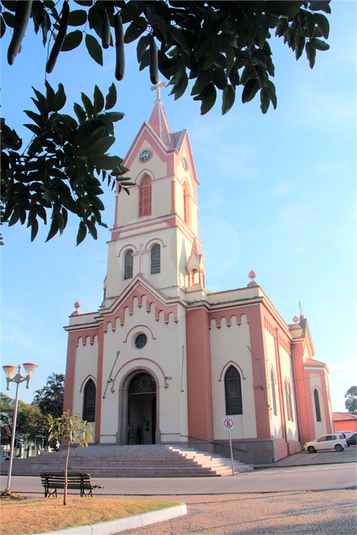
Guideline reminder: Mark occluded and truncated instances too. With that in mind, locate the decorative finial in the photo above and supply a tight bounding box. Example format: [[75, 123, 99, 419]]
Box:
[[293, 316, 299, 323], [72, 301, 81, 316], [247, 270, 258, 287], [150, 79, 167, 101], [248, 270, 256, 281], [299, 301, 303, 318]]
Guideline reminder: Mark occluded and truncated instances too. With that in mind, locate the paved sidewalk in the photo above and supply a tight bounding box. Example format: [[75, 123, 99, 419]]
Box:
[[256, 443, 357, 468]]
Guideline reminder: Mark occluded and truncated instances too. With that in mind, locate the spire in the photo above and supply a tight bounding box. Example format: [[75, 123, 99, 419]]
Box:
[[148, 80, 173, 149]]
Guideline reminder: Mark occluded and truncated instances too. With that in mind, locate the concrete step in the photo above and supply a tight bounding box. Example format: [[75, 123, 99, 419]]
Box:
[[1, 444, 254, 478]]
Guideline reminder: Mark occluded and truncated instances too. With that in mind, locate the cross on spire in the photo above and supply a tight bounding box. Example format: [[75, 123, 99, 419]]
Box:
[[151, 79, 167, 101]]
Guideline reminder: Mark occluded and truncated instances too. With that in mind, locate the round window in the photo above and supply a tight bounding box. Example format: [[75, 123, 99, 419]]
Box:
[[134, 333, 147, 349]]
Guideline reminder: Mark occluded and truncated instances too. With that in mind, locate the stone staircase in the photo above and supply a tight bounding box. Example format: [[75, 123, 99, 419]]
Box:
[[1, 444, 253, 478]]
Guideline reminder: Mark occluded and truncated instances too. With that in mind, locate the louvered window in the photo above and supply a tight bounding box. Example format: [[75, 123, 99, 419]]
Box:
[[285, 380, 294, 421], [271, 369, 277, 416], [224, 365, 243, 415], [314, 388, 322, 422], [139, 175, 152, 217], [183, 183, 189, 224], [83, 379, 96, 422], [151, 244, 160, 274], [288, 381, 294, 422], [124, 249, 133, 279]]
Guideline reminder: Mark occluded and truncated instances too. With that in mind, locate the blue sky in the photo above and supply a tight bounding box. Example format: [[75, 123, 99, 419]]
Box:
[[1, 1, 356, 414]]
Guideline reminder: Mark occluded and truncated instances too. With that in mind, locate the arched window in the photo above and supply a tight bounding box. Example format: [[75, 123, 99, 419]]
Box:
[[271, 369, 277, 416], [139, 174, 152, 217], [224, 365, 243, 415], [124, 249, 133, 279], [285, 379, 294, 422], [151, 244, 160, 274], [83, 379, 96, 422], [314, 388, 322, 422], [183, 182, 189, 224], [288, 381, 294, 422]]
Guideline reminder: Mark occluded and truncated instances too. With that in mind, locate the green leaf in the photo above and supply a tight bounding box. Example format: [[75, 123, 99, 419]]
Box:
[[200, 86, 217, 115], [76, 222, 87, 245], [265, 80, 277, 109], [137, 34, 150, 62], [240, 64, 256, 85], [74, 103, 86, 124], [45, 216, 59, 242], [124, 17, 147, 44], [53, 83, 66, 111], [104, 111, 124, 122], [311, 37, 330, 51], [203, 37, 222, 70], [174, 72, 188, 100], [223, 42, 235, 76], [31, 87, 48, 117], [23, 110, 43, 127], [253, 65, 266, 88], [308, 1, 331, 15], [191, 71, 211, 96], [24, 124, 42, 135], [105, 83, 117, 110], [89, 136, 115, 156], [93, 85, 104, 115], [81, 92, 94, 117], [260, 88, 270, 114], [61, 30, 83, 52], [2, 11, 15, 28], [295, 34, 305, 60], [242, 79, 260, 103], [86, 219, 98, 239], [306, 40, 316, 68], [74, 1, 93, 6], [169, 26, 189, 52], [68, 9, 87, 27], [1, 15, 6, 38], [305, 10, 316, 38], [85, 34, 103, 66], [94, 155, 123, 170], [222, 85, 235, 115], [265, 1, 302, 18], [211, 68, 226, 90], [45, 81, 55, 112]]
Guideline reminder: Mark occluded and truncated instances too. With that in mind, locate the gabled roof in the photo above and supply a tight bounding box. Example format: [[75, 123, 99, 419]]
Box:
[[186, 237, 205, 273], [148, 97, 186, 151], [333, 412, 357, 421]]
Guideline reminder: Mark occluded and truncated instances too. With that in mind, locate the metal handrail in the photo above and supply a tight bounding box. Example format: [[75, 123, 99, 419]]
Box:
[[160, 432, 248, 453]]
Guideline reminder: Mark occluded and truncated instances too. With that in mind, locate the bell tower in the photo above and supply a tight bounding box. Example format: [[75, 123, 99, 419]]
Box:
[[104, 84, 205, 304]]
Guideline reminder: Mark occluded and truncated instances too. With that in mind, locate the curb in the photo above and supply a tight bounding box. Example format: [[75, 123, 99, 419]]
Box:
[[33, 503, 187, 535], [255, 458, 357, 469]]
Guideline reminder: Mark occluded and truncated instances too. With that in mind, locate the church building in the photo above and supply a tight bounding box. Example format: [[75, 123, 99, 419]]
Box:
[[63, 88, 333, 465]]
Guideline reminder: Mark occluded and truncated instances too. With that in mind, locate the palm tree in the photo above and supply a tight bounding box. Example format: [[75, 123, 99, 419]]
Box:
[[33, 373, 65, 418]]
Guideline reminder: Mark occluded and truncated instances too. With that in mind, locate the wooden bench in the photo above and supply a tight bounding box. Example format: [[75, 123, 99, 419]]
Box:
[[40, 472, 95, 498]]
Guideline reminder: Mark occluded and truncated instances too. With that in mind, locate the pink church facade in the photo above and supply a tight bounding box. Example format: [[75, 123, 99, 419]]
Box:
[[63, 93, 333, 464]]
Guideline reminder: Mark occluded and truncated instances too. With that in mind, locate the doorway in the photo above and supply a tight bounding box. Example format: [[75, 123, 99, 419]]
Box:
[[127, 372, 156, 445]]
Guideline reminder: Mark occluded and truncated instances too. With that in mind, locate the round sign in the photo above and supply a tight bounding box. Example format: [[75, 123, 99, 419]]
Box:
[[223, 417, 234, 430]]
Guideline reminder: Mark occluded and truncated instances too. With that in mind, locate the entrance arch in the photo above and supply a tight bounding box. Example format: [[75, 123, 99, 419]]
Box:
[[118, 370, 158, 445]]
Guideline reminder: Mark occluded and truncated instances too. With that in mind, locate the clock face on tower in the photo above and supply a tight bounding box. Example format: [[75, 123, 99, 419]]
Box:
[[138, 149, 152, 163]]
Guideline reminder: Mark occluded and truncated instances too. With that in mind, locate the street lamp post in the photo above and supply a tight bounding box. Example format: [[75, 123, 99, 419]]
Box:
[[2, 363, 38, 490]]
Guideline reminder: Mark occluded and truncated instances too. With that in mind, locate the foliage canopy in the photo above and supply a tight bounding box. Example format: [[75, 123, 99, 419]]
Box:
[[0, 392, 49, 439], [33, 372, 65, 419], [345, 386, 357, 415], [1, 0, 331, 243]]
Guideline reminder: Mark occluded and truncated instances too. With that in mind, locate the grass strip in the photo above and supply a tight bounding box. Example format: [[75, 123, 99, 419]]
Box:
[[1, 496, 179, 535]]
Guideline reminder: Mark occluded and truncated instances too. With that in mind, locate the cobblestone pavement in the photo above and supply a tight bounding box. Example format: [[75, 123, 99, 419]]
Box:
[[120, 489, 357, 535]]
